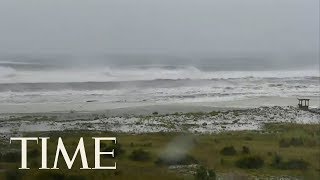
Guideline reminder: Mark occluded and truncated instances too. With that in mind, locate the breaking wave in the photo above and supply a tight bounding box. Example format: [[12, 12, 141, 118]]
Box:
[[0, 65, 318, 83], [0, 66, 16, 79]]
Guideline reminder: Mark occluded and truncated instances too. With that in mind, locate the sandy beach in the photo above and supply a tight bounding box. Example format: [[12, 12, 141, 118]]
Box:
[[1, 101, 319, 140], [0, 96, 319, 114], [1, 95, 319, 139]]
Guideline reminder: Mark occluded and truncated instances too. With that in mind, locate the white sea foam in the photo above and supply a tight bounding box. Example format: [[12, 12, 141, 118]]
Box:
[[0, 66, 318, 83]]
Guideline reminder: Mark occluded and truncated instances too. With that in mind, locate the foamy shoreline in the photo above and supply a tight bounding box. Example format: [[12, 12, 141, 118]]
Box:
[[0, 96, 319, 114]]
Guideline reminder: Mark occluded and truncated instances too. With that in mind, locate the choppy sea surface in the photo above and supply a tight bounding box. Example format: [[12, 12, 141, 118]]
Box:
[[0, 55, 319, 106]]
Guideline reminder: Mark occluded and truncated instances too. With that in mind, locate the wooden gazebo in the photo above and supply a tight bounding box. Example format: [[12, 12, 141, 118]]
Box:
[[298, 98, 310, 110]]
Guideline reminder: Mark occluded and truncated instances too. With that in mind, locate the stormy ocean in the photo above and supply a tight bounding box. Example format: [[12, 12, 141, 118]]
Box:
[[0, 54, 319, 113]]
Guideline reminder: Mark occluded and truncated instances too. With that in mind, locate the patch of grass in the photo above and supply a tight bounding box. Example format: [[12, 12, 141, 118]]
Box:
[[5, 170, 24, 180], [0, 123, 319, 179], [34, 172, 87, 180], [243, 136, 253, 141], [35, 172, 66, 180], [130, 142, 152, 147], [0, 151, 21, 162], [155, 154, 198, 166]]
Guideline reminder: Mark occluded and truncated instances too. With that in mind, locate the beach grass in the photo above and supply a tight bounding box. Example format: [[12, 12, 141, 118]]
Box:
[[0, 123, 319, 180]]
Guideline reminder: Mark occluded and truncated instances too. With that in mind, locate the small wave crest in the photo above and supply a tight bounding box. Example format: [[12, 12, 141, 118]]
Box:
[[0, 66, 16, 78]]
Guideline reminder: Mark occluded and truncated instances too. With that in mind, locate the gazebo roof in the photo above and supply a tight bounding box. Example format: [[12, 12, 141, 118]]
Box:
[[298, 98, 310, 100]]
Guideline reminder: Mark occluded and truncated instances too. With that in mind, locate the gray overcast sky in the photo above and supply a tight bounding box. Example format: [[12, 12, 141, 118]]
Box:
[[0, 0, 318, 54]]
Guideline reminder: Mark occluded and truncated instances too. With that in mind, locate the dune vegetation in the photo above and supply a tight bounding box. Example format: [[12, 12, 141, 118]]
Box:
[[0, 123, 319, 180]]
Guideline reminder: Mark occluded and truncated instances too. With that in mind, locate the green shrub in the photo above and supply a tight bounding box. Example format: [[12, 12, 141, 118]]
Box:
[[102, 143, 125, 158], [0, 151, 21, 162], [281, 159, 309, 170], [271, 155, 309, 170], [144, 142, 153, 147], [279, 139, 290, 147], [244, 136, 253, 141], [290, 137, 303, 146], [155, 154, 198, 166], [272, 154, 282, 166], [220, 146, 237, 156], [279, 137, 304, 148], [220, 158, 224, 165], [28, 148, 40, 158], [114, 170, 123, 176], [195, 166, 216, 180], [129, 149, 151, 161], [235, 155, 264, 169], [130, 142, 153, 147], [241, 146, 250, 154]]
